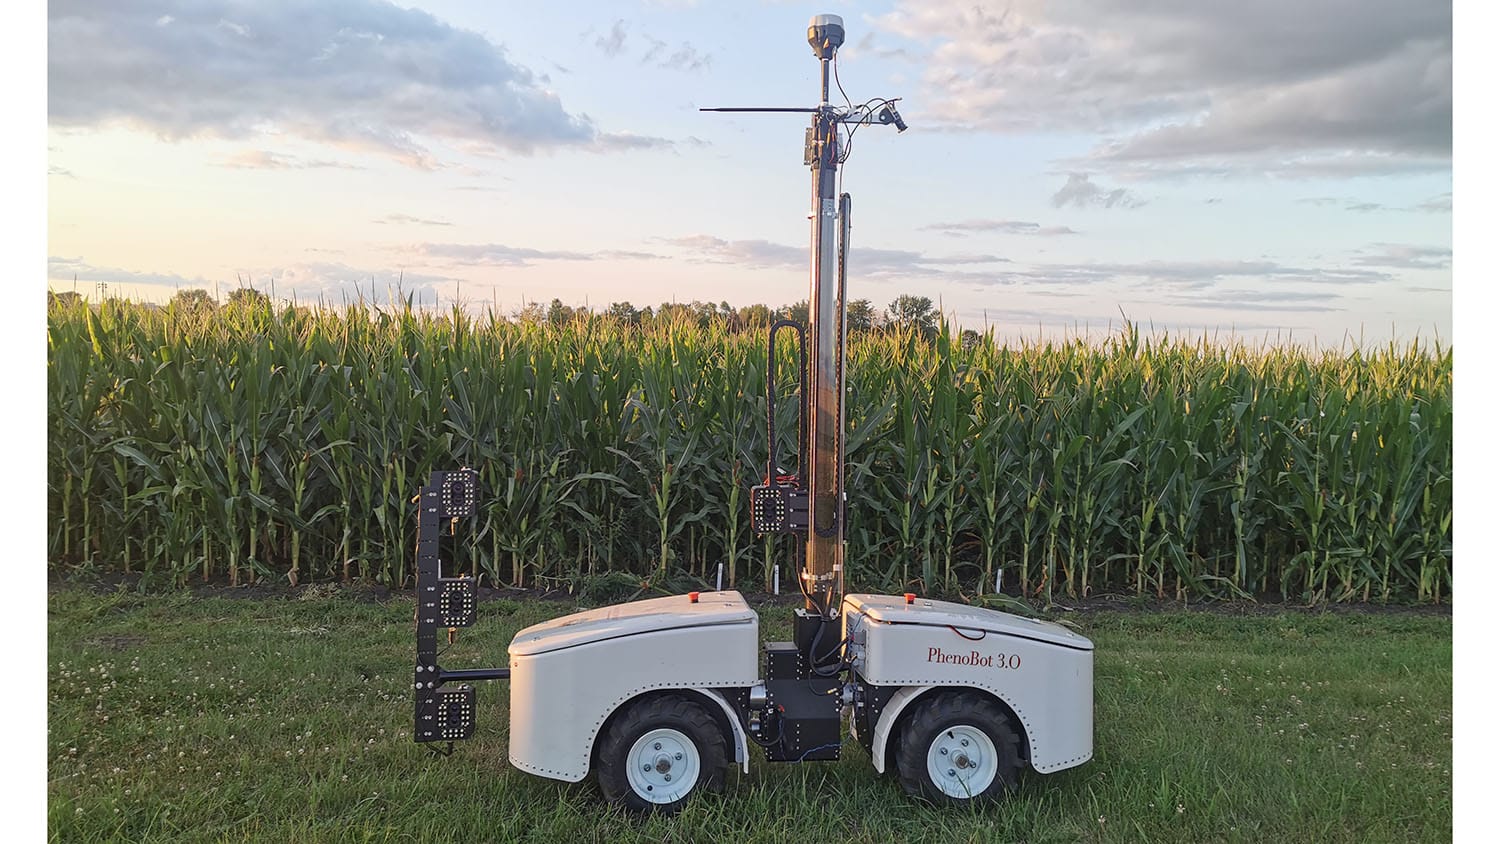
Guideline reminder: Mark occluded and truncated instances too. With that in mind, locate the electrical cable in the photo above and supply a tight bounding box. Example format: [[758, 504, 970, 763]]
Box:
[[806, 611, 850, 677], [796, 742, 843, 762], [840, 96, 896, 165], [833, 49, 853, 112], [750, 707, 784, 746], [807, 615, 830, 664], [811, 640, 851, 677], [832, 49, 854, 196], [949, 625, 987, 642]]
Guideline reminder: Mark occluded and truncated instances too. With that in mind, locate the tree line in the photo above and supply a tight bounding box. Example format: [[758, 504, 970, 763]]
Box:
[[51, 287, 952, 339]]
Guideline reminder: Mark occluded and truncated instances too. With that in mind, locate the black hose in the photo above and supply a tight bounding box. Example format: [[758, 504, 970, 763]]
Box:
[[766, 320, 806, 483]]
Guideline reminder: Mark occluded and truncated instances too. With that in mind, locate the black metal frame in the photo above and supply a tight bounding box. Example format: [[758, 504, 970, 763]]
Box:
[[750, 320, 811, 535], [413, 468, 510, 747]]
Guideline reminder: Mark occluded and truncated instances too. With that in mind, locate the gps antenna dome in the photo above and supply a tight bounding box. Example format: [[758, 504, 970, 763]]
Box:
[[808, 14, 844, 59]]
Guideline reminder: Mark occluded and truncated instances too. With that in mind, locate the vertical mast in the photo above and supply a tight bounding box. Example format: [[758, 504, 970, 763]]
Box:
[[803, 15, 845, 616], [704, 14, 905, 624]]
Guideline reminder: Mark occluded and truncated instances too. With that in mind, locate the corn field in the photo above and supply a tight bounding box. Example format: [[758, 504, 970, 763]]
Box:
[[46, 297, 1452, 603]]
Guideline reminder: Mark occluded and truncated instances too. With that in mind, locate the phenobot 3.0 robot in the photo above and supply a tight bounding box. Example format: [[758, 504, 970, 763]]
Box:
[[412, 14, 1093, 812]]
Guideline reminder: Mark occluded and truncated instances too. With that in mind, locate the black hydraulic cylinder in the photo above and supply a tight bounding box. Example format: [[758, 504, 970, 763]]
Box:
[[803, 104, 845, 614]]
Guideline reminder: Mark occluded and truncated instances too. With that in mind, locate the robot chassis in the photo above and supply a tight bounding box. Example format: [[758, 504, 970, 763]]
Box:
[[412, 14, 1093, 813]]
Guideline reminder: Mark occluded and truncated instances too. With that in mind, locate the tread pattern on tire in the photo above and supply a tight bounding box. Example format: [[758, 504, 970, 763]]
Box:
[[595, 693, 727, 813], [894, 691, 1022, 806]]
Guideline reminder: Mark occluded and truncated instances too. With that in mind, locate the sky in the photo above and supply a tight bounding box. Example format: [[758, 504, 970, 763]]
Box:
[[44, 0, 1452, 345]]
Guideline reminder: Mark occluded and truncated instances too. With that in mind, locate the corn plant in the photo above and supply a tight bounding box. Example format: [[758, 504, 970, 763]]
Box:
[[46, 298, 1452, 603]]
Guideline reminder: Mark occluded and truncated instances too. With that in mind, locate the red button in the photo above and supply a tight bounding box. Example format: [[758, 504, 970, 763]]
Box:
[[689, 591, 700, 603], [904, 593, 916, 605]]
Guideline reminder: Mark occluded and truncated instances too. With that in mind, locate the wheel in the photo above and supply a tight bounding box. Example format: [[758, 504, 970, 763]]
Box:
[[895, 692, 1022, 805], [595, 694, 727, 813]]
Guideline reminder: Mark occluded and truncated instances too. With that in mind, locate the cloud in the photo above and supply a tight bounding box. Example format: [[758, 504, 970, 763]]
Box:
[[659, 44, 712, 73], [639, 34, 712, 72], [414, 242, 664, 268], [1050, 173, 1146, 209], [664, 235, 1008, 280], [954, 306, 1317, 335], [1243, 152, 1449, 180], [219, 150, 362, 170], [48, 256, 212, 290], [1302, 193, 1452, 214], [1415, 192, 1452, 213], [875, 0, 1450, 179], [253, 262, 458, 305], [49, 0, 667, 166], [666, 236, 1407, 302], [857, 248, 1010, 277], [851, 31, 919, 62], [663, 235, 803, 270], [922, 219, 1079, 237], [596, 19, 628, 57], [46, 255, 461, 305], [953, 304, 1326, 336], [594, 132, 675, 152], [1296, 196, 1397, 213], [598, 249, 668, 261], [1351, 244, 1451, 270], [1003, 258, 1392, 289], [374, 214, 452, 227], [417, 243, 594, 267], [641, 35, 668, 65], [1160, 289, 1343, 313]]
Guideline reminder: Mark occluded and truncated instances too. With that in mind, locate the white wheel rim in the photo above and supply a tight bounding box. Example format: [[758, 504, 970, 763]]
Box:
[[926, 724, 999, 799], [625, 728, 700, 804]]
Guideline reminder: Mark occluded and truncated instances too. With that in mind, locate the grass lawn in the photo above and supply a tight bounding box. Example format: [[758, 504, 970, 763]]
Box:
[[46, 585, 1451, 843]]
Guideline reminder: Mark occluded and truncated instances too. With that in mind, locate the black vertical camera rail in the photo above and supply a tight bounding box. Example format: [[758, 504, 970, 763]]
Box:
[[413, 468, 509, 749], [750, 320, 811, 535]]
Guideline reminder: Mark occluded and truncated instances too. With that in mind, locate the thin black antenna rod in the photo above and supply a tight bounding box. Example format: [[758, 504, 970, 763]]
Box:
[[699, 107, 819, 113]]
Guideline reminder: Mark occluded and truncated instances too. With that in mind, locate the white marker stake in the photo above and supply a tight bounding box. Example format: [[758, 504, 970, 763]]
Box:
[[717, 563, 723, 592], [774, 565, 780, 595], [995, 568, 1002, 594]]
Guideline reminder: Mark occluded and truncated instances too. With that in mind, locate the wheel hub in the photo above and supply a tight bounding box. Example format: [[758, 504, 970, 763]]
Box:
[[926, 725, 999, 798], [626, 728, 700, 804]]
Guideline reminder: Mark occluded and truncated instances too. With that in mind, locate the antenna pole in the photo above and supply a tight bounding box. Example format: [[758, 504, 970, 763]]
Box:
[[707, 12, 904, 644], [803, 16, 847, 620]]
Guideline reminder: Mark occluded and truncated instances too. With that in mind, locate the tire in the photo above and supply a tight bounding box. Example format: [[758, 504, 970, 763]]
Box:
[[595, 694, 727, 813], [894, 692, 1022, 806]]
